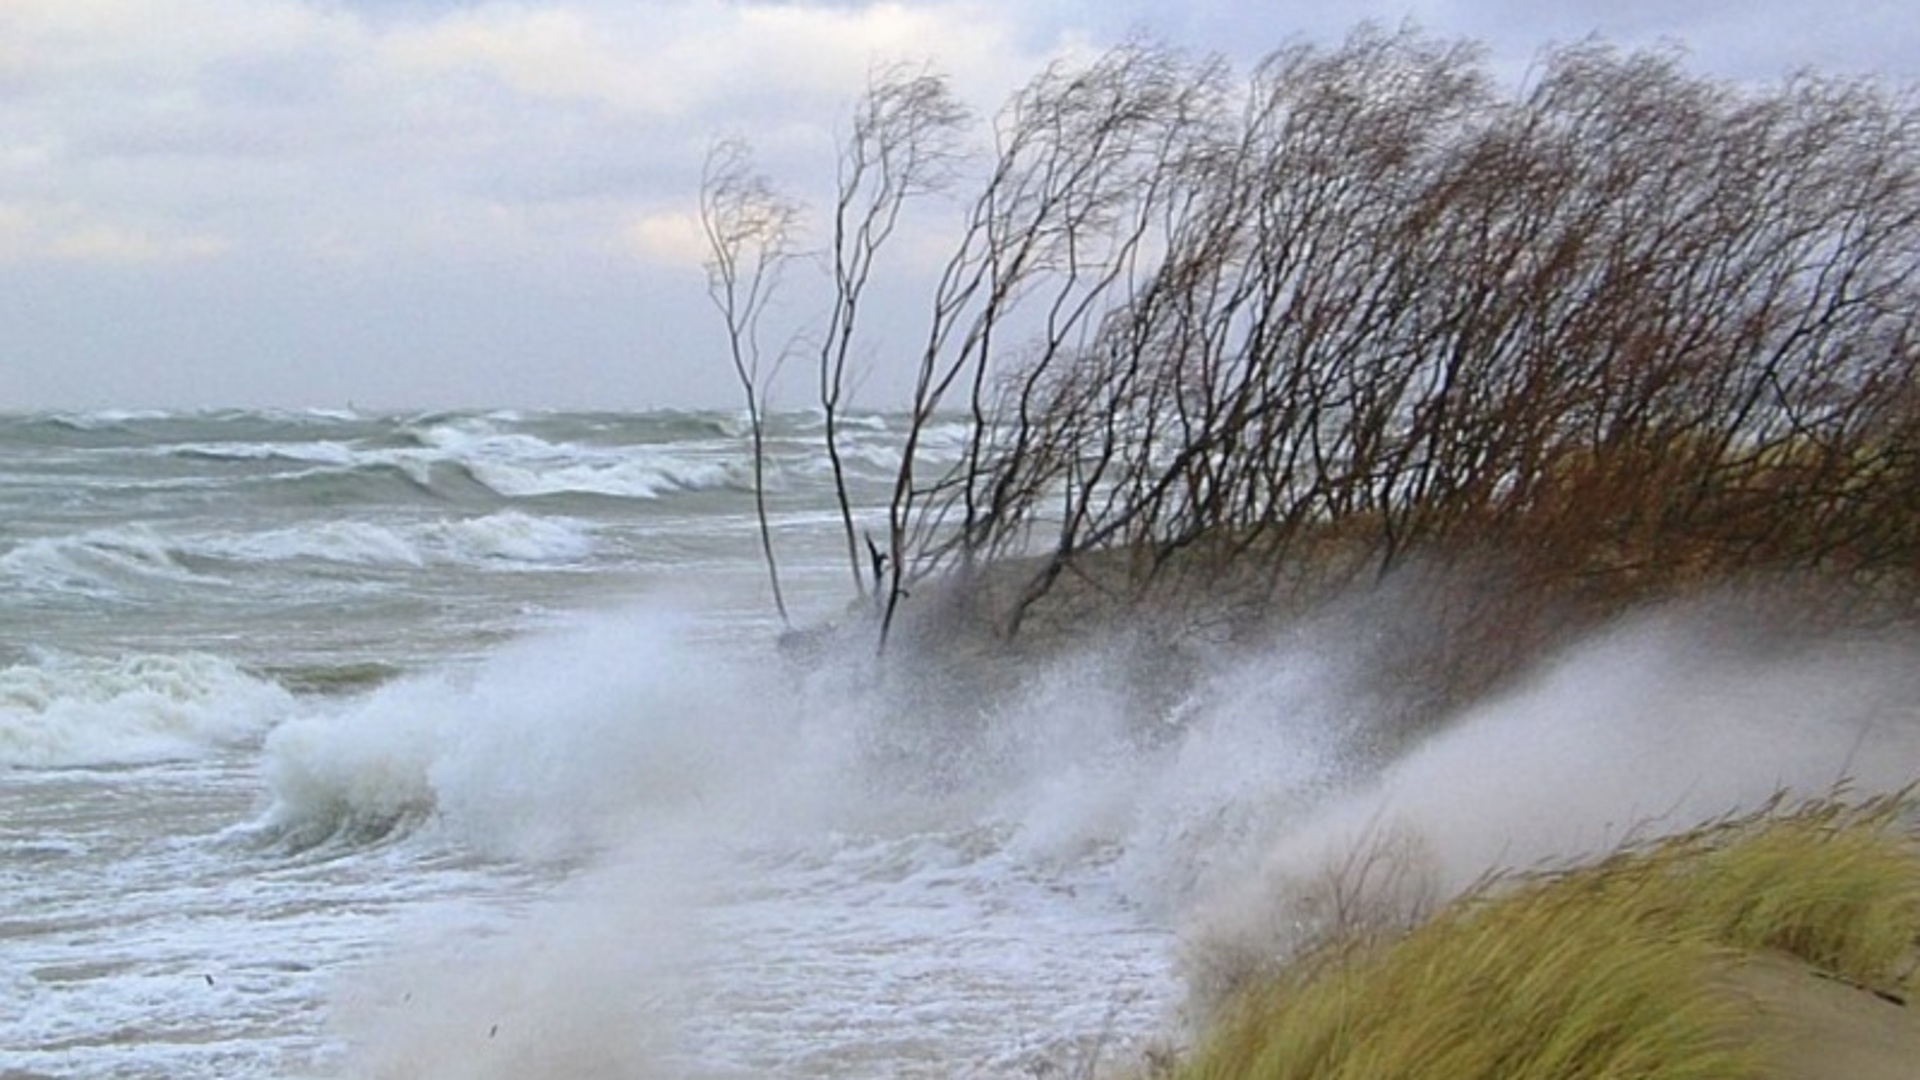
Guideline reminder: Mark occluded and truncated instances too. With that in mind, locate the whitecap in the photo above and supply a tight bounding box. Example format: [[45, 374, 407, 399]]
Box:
[[0, 526, 221, 595], [0, 653, 295, 769], [427, 511, 597, 565], [195, 521, 429, 569]]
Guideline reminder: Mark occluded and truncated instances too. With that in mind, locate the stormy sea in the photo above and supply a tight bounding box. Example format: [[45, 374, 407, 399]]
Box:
[[5, 408, 1917, 1078]]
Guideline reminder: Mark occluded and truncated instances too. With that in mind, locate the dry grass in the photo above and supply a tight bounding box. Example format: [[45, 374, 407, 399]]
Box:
[[1168, 793, 1920, 1080]]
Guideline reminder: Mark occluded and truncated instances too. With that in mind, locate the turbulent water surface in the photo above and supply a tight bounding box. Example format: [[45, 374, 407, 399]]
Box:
[[6, 408, 1918, 1079]]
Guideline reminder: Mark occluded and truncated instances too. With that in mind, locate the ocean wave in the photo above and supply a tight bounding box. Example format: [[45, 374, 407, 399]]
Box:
[[246, 676, 445, 851], [0, 526, 223, 596], [16, 409, 910, 511], [42, 409, 175, 431], [787, 438, 904, 478], [460, 454, 744, 500], [163, 440, 361, 467], [385, 419, 753, 500], [425, 511, 598, 564], [183, 440, 719, 507], [192, 512, 598, 570], [0, 652, 295, 768], [249, 610, 780, 858], [196, 521, 429, 569]]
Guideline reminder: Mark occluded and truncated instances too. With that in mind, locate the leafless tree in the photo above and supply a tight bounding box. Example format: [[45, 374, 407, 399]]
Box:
[[699, 26, 1920, 653], [889, 28, 1920, 639], [820, 63, 970, 601], [700, 138, 802, 626]]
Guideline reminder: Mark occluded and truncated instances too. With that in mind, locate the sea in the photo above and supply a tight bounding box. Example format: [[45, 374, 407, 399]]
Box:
[[5, 408, 1918, 1079]]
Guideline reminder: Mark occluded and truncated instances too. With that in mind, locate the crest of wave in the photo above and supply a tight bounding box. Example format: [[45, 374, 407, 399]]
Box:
[[0, 652, 292, 768], [251, 607, 822, 856]]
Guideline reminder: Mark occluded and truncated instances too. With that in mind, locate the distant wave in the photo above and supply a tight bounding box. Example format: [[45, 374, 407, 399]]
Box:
[[458, 454, 746, 500], [426, 510, 598, 564], [193, 512, 598, 570], [0, 652, 295, 768], [148, 418, 765, 503], [0, 526, 223, 597], [164, 440, 361, 467], [0, 511, 599, 604], [7, 407, 953, 508], [42, 409, 175, 431]]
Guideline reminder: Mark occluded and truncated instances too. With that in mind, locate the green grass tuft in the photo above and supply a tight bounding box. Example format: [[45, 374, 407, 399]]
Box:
[[1171, 792, 1920, 1080]]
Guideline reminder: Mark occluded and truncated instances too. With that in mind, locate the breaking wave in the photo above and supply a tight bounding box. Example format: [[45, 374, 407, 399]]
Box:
[[239, 589, 1920, 1077], [0, 526, 222, 597], [196, 512, 598, 570], [0, 652, 296, 769], [246, 609, 763, 856]]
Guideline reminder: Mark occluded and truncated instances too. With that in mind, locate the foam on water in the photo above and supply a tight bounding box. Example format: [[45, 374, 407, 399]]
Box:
[[8, 406, 1917, 1078], [252, 608, 792, 859], [0, 652, 296, 768], [260, 595, 1920, 1077]]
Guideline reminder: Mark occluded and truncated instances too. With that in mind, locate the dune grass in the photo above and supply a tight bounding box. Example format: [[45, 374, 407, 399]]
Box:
[[1170, 793, 1920, 1080]]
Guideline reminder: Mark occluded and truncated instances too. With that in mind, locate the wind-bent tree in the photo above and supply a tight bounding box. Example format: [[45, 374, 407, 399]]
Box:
[[875, 27, 1920, 639], [698, 25, 1920, 652], [876, 41, 1223, 644], [700, 138, 802, 626], [820, 63, 970, 602]]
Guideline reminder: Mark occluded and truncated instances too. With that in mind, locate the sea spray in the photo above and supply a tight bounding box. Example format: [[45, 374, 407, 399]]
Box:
[[1174, 605, 1920, 1010], [266, 588, 1920, 1075], [252, 607, 803, 858], [328, 860, 703, 1080], [307, 609, 1195, 1076]]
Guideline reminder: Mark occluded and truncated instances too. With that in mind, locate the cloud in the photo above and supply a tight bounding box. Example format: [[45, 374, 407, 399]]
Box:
[[0, 0, 1914, 407], [0, 201, 230, 264], [377, 6, 683, 113], [621, 206, 709, 269], [0, 0, 1049, 272]]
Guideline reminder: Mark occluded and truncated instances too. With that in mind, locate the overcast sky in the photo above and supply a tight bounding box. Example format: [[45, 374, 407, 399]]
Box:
[[2, 0, 1914, 412]]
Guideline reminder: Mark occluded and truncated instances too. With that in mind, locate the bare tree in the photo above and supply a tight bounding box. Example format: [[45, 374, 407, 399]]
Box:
[[700, 138, 802, 626], [878, 41, 1220, 644], [697, 26, 1920, 653], [889, 28, 1920, 640], [821, 63, 970, 601]]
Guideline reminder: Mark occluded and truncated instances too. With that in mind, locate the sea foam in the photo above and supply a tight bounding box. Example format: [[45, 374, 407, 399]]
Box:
[[250, 608, 789, 857], [294, 592, 1920, 1076], [0, 652, 295, 768]]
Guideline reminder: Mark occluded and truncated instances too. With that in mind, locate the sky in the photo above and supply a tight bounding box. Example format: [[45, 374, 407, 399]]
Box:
[[1, 0, 1914, 412]]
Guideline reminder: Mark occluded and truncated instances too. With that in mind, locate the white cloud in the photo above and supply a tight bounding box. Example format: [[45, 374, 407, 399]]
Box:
[[0, 201, 230, 264], [621, 206, 709, 269], [0, 0, 1051, 274], [0, 0, 1913, 407], [377, 6, 686, 113]]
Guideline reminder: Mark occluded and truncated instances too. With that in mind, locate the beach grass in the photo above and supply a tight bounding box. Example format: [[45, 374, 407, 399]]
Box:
[[1168, 793, 1920, 1080]]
